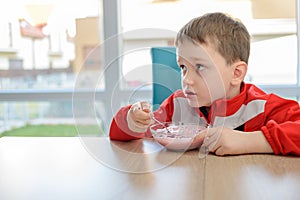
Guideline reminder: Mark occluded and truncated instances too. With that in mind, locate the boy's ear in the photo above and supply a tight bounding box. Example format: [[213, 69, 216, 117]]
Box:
[[231, 61, 248, 85]]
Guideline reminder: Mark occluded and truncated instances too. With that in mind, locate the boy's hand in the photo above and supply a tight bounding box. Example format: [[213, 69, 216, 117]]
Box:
[[198, 127, 273, 156], [203, 127, 249, 155], [127, 102, 152, 133]]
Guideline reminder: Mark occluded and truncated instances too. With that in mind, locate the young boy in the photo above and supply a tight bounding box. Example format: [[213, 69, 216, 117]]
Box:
[[109, 12, 300, 156]]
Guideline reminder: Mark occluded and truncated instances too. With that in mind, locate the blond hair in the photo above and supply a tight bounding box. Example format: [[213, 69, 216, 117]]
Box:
[[175, 12, 250, 64]]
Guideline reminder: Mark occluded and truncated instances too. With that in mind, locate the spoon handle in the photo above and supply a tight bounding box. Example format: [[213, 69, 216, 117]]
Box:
[[150, 113, 170, 133]]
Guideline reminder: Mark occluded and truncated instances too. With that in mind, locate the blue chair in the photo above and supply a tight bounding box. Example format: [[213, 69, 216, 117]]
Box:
[[151, 47, 182, 110]]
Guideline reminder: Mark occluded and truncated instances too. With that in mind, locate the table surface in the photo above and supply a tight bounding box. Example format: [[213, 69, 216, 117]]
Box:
[[0, 137, 299, 200]]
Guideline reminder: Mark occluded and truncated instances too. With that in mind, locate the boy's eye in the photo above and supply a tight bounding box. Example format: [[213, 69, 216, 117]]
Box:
[[196, 64, 204, 71], [179, 65, 186, 71]]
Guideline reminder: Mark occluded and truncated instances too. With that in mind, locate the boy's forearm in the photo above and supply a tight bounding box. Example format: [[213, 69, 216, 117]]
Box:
[[245, 131, 273, 154], [109, 105, 144, 141]]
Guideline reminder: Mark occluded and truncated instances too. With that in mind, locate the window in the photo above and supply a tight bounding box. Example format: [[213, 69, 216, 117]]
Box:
[[1, 0, 299, 135], [0, 0, 106, 134]]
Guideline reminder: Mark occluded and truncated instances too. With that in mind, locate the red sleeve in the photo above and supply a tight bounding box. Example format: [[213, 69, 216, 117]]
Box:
[[109, 105, 150, 141], [152, 92, 177, 123], [261, 94, 300, 155]]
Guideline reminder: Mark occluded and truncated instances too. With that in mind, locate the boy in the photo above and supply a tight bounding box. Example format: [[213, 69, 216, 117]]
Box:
[[109, 12, 300, 156]]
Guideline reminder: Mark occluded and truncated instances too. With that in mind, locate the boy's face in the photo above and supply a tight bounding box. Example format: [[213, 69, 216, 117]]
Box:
[[177, 39, 234, 107]]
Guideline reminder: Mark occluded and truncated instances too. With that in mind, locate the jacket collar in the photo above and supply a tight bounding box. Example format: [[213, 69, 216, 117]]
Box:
[[209, 82, 247, 119]]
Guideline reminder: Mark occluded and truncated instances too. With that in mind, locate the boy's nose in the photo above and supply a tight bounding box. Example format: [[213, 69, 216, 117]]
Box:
[[182, 71, 194, 85]]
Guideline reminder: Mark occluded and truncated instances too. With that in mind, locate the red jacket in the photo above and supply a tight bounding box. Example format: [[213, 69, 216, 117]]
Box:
[[109, 83, 300, 155]]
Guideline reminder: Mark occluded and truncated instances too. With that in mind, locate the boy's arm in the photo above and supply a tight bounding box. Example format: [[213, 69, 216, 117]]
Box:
[[261, 95, 300, 155], [204, 98, 300, 156], [199, 128, 273, 156], [109, 91, 179, 141], [213, 129, 273, 155], [109, 105, 150, 141], [261, 120, 300, 155]]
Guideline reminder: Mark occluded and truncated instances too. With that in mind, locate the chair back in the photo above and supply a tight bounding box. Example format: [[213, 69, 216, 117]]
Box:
[[151, 47, 181, 110]]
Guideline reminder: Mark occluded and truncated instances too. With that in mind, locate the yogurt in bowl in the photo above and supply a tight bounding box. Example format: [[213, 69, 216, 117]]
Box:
[[150, 122, 207, 151]]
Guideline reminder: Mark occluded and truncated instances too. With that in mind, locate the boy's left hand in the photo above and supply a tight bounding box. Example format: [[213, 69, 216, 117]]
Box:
[[196, 127, 273, 156], [203, 127, 249, 155]]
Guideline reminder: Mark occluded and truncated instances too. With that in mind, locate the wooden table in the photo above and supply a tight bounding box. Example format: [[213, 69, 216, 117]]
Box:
[[0, 137, 299, 200]]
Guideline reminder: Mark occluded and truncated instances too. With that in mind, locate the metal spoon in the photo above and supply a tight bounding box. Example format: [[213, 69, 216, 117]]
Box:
[[150, 113, 171, 133]]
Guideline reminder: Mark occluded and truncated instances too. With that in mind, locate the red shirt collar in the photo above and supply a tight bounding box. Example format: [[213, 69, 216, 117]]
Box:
[[210, 82, 247, 118]]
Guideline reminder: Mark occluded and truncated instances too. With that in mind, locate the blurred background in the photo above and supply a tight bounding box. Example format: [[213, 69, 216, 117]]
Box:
[[0, 0, 298, 135]]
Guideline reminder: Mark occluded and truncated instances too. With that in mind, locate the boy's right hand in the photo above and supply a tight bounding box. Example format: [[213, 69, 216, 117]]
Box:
[[127, 101, 152, 133]]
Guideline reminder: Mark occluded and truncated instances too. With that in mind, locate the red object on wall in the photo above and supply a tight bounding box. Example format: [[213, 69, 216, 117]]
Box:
[[19, 18, 47, 39]]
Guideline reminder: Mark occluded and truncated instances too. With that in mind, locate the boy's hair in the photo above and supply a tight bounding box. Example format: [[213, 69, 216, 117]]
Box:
[[175, 12, 250, 64]]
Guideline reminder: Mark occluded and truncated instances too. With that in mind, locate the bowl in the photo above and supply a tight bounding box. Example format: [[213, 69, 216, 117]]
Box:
[[150, 122, 207, 151]]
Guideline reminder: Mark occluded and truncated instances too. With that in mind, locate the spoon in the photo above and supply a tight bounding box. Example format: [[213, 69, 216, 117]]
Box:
[[150, 113, 171, 133]]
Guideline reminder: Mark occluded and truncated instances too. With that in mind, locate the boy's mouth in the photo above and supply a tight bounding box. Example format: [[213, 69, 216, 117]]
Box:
[[184, 90, 197, 97]]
